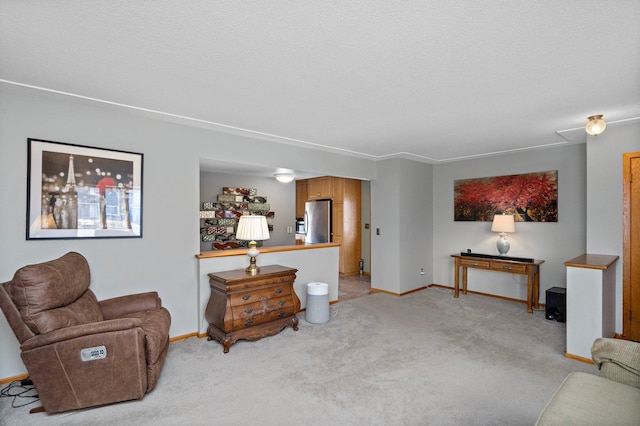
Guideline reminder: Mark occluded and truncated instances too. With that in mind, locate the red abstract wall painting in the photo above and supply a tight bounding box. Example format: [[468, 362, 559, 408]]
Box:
[[454, 171, 558, 222]]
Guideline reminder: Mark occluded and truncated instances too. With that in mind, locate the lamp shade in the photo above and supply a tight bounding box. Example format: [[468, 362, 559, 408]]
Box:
[[491, 214, 515, 233], [236, 215, 270, 241], [585, 115, 606, 136]]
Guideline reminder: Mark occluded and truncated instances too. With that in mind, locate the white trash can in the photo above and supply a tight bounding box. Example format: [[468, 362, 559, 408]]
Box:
[[306, 282, 329, 324]]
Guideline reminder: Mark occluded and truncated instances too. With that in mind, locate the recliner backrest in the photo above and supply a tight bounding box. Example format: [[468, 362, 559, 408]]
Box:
[[0, 282, 35, 343], [5, 251, 103, 335]]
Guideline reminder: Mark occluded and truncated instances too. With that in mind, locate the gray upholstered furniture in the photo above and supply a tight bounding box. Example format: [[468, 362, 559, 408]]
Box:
[[0, 251, 171, 414], [536, 338, 640, 425]]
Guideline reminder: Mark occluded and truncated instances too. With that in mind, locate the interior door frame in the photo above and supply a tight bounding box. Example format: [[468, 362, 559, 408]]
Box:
[[622, 151, 640, 339]]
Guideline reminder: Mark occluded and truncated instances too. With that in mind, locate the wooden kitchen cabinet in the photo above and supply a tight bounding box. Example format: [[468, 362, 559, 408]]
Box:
[[307, 177, 333, 200], [339, 178, 362, 275], [205, 265, 300, 353], [296, 177, 361, 275], [332, 202, 344, 272], [295, 180, 307, 218], [332, 177, 344, 202]]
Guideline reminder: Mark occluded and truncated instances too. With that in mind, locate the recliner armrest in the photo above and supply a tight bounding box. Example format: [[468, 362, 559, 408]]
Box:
[[99, 291, 162, 320], [591, 338, 640, 388], [20, 317, 143, 351]]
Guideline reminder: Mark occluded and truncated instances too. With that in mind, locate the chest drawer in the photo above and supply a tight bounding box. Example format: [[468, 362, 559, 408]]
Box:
[[490, 262, 527, 274], [229, 284, 292, 306], [230, 295, 295, 329], [460, 259, 490, 269], [222, 274, 295, 292]]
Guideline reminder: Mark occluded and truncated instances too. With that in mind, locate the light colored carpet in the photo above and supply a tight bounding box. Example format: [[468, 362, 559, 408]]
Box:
[[0, 287, 595, 425]]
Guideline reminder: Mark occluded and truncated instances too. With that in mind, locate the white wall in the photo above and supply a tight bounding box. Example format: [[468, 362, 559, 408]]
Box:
[[399, 159, 433, 292], [0, 84, 376, 379], [370, 158, 433, 294], [585, 120, 640, 332], [370, 159, 402, 294], [432, 144, 587, 304]]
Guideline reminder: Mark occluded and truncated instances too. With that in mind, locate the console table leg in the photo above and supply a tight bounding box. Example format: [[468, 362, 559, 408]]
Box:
[[462, 267, 468, 295], [527, 272, 534, 314], [454, 261, 460, 298], [533, 267, 540, 309]]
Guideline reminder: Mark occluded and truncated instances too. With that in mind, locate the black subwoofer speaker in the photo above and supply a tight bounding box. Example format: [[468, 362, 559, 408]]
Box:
[[545, 287, 566, 323]]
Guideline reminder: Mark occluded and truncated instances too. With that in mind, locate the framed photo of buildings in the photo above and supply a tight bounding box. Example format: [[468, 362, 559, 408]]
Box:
[[26, 138, 143, 239]]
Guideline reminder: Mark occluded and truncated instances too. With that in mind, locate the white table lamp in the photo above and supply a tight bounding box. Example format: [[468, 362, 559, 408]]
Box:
[[491, 214, 515, 256], [235, 215, 270, 275]]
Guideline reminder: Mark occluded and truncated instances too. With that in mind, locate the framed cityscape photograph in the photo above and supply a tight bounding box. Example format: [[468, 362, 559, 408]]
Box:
[[26, 138, 143, 239]]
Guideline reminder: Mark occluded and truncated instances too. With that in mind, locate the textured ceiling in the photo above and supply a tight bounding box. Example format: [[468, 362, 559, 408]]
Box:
[[1, 1, 639, 165]]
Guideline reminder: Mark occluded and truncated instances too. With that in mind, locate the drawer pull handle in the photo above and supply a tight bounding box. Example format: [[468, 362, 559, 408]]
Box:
[[278, 300, 285, 306], [502, 266, 513, 270], [242, 295, 250, 300], [275, 288, 283, 294], [470, 262, 478, 266], [244, 308, 253, 314], [245, 319, 254, 326], [279, 278, 285, 282], [278, 312, 286, 318]]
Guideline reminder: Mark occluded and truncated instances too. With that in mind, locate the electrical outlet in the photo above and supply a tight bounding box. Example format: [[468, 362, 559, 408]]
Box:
[[81, 345, 107, 361], [420, 268, 425, 275]]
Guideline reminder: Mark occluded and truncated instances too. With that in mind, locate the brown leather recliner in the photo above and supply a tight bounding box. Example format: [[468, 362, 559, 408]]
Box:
[[0, 251, 171, 414]]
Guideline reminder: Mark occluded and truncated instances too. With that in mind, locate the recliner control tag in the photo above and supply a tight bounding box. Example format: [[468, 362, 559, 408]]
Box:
[[80, 345, 107, 361]]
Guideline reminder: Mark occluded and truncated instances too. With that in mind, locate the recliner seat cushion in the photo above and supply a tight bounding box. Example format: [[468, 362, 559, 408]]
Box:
[[8, 252, 102, 334]]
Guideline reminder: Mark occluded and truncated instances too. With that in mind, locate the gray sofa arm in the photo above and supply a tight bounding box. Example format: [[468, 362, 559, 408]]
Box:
[[591, 338, 640, 388]]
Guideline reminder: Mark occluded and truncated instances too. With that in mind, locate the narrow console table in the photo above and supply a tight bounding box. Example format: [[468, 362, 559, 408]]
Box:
[[451, 254, 545, 313], [205, 265, 300, 353]]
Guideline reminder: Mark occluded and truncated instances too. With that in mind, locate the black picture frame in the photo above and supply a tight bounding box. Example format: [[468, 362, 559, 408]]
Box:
[[27, 138, 143, 239]]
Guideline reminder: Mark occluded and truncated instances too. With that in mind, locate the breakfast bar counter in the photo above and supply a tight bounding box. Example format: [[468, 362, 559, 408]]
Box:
[[196, 242, 340, 259]]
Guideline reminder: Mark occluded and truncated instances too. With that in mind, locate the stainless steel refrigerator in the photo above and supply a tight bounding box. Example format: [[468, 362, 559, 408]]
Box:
[[304, 199, 331, 244]]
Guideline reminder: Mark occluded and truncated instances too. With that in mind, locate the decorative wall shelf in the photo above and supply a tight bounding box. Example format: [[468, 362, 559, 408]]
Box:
[[199, 187, 273, 250]]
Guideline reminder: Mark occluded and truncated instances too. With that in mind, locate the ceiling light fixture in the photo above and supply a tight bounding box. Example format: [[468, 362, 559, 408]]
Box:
[[585, 115, 606, 136], [274, 173, 295, 183]]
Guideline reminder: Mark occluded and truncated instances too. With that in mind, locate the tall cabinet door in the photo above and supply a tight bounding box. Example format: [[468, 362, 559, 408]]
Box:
[[623, 152, 640, 340], [332, 202, 344, 271], [341, 179, 362, 275]]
